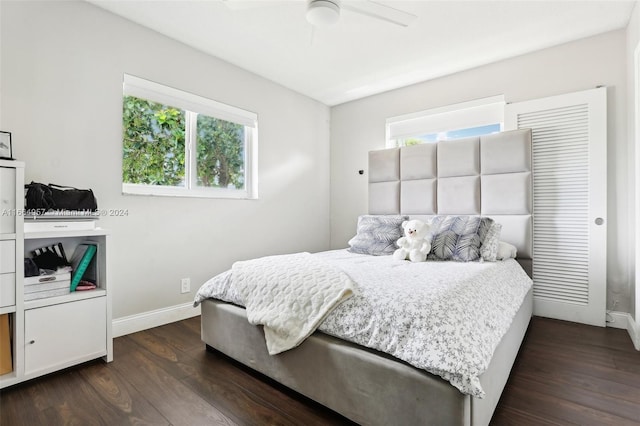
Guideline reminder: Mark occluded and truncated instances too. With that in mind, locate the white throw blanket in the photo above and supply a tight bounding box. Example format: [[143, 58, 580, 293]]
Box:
[[232, 252, 354, 355]]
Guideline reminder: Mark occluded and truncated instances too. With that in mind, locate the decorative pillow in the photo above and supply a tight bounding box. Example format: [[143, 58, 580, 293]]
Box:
[[428, 216, 495, 262], [348, 215, 408, 256], [480, 222, 502, 262], [497, 241, 518, 260]]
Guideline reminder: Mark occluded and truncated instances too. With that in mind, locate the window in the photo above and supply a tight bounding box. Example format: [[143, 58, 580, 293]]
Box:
[[386, 95, 505, 148], [122, 74, 258, 199]]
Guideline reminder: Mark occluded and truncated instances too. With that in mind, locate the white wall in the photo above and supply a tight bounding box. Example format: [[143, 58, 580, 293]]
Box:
[[331, 30, 631, 313], [0, 1, 331, 319]]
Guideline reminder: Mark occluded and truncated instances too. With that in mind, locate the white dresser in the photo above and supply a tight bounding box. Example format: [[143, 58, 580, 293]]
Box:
[[0, 161, 112, 389]]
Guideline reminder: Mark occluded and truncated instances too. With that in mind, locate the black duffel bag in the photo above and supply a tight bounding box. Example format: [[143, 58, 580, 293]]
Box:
[[25, 182, 98, 212]]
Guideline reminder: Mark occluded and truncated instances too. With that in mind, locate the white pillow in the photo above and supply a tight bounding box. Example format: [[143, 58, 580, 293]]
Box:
[[496, 241, 517, 260]]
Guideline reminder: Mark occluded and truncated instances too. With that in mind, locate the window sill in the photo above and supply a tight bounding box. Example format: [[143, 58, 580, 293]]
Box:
[[122, 184, 257, 200]]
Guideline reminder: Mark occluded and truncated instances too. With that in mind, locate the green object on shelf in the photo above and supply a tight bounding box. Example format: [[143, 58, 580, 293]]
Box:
[[70, 244, 96, 292]]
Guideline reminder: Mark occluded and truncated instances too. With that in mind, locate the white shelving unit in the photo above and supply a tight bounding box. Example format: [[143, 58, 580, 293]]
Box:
[[0, 160, 24, 385], [0, 162, 112, 389]]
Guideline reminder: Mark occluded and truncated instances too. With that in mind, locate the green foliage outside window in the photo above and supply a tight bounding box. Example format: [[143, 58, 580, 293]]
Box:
[[404, 138, 422, 146], [196, 115, 244, 189], [122, 95, 246, 189], [122, 96, 186, 186]]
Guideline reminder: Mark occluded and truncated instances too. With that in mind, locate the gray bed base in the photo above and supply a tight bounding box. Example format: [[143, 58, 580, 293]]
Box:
[[200, 288, 532, 426]]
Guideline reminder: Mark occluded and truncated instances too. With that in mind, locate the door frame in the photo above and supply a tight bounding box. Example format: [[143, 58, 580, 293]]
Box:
[[634, 40, 640, 349]]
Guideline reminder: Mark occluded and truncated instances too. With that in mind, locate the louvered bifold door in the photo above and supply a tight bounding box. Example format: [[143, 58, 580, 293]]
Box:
[[505, 87, 607, 326]]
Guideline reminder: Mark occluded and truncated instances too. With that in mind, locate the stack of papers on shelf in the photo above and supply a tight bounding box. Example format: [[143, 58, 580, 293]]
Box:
[[24, 271, 71, 301], [24, 213, 98, 232], [25, 211, 98, 219]]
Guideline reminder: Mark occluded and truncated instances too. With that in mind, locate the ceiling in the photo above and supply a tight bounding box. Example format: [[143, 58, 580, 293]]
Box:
[[88, 0, 636, 106]]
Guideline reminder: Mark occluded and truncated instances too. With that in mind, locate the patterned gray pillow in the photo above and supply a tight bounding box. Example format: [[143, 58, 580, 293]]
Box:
[[429, 216, 495, 262], [348, 215, 408, 256]]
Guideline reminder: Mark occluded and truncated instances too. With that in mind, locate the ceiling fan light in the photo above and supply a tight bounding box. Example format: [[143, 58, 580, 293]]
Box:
[[306, 0, 340, 27]]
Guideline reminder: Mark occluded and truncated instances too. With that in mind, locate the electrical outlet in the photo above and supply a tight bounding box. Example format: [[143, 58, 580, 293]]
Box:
[[181, 278, 191, 294]]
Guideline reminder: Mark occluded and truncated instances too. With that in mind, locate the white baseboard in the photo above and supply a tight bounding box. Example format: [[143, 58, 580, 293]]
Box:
[[112, 302, 200, 337], [606, 311, 640, 351]]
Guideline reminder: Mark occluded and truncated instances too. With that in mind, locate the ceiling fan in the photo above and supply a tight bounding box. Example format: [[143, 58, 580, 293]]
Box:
[[222, 0, 417, 28]]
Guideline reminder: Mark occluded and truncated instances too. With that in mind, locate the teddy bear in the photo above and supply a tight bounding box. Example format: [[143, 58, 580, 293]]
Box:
[[393, 219, 432, 262]]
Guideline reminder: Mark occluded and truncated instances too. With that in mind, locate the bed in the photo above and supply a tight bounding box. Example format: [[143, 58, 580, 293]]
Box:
[[196, 129, 533, 426]]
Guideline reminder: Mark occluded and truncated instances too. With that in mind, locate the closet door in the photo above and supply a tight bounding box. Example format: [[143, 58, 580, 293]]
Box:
[[505, 87, 607, 326]]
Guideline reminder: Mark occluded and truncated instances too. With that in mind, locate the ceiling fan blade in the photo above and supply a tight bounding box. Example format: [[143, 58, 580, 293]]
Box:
[[341, 1, 417, 27]]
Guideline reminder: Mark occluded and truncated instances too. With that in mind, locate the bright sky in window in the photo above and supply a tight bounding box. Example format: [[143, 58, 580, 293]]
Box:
[[406, 123, 501, 144]]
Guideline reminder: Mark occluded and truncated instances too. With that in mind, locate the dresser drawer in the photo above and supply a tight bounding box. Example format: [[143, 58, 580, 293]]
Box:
[[0, 273, 15, 308], [0, 241, 15, 274], [0, 168, 16, 234]]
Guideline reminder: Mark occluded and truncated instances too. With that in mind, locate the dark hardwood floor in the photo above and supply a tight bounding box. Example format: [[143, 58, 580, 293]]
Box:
[[1, 316, 639, 425]]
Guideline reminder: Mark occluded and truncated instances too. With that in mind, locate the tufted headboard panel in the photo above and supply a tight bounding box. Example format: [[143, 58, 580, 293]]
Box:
[[368, 129, 533, 274]]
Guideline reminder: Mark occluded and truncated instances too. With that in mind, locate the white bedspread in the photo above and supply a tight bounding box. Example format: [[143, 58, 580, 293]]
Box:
[[194, 250, 532, 397], [227, 252, 353, 355]]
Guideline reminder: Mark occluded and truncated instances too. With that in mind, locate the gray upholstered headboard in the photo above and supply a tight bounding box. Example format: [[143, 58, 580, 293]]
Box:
[[368, 129, 532, 275]]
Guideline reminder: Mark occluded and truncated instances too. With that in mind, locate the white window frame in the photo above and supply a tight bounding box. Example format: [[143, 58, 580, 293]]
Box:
[[385, 95, 505, 148], [122, 74, 258, 199]]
